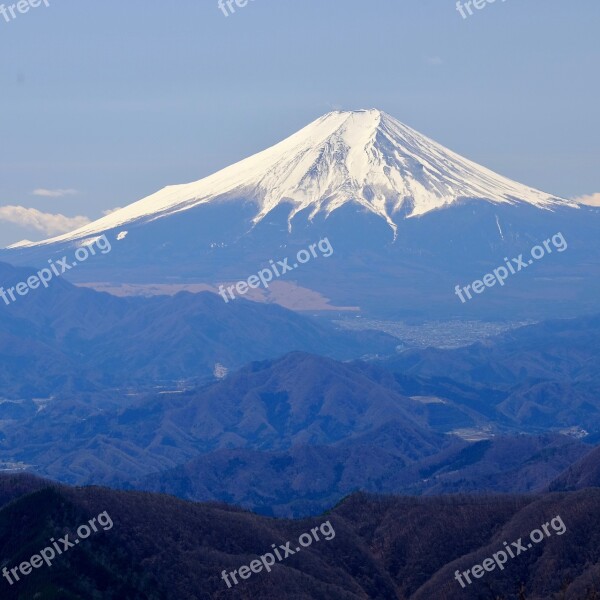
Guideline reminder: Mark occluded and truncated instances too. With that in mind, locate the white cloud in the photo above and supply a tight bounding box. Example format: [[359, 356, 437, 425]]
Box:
[[573, 193, 600, 207], [425, 56, 443, 66], [32, 188, 79, 198], [0, 205, 91, 236]]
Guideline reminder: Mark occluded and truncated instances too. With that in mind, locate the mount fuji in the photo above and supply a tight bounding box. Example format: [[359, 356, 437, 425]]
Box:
[[2, 109, 599, 319]]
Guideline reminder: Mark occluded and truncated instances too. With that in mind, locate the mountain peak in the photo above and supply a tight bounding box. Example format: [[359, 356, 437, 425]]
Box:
[[17, 109, 576, 247]]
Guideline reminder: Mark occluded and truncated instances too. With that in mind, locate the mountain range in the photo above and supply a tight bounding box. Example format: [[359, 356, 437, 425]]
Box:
[[0, 260, 395, 397], [2, 276, 599, 516]]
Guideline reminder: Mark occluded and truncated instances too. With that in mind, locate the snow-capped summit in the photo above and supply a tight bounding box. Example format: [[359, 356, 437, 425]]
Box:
[[4, 109, 598, 322], [16, 109, 576, 247]]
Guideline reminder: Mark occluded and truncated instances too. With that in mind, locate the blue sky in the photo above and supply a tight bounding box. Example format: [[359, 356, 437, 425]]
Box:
[[0, 0, 598, 247]]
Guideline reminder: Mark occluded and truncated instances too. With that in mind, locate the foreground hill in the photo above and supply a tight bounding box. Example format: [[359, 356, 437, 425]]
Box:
[[1, 474, 599, 599]]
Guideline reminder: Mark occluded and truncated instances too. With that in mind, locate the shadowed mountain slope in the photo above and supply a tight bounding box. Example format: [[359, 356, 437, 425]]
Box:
[[1, 475, 600, 599]]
